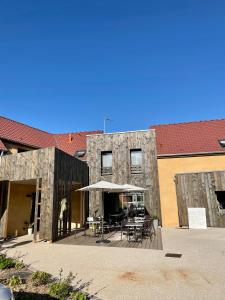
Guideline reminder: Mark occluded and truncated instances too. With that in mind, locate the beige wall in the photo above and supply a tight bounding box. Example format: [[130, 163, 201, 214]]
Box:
[[7, 183, 36, 237], [71, 190, 82, 229], [158, 155, 225, 227]]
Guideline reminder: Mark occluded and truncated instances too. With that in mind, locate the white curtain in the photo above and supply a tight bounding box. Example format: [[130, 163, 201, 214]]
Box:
[[131, 150, 142, 166], [102, 153, 112, 167]]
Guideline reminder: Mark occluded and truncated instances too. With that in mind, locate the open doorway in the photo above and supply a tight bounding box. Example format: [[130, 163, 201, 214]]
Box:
[[7, 179, 36, 237], [215, 191, 225, 212], [71, 183, 84, 230], [104, 193, 120, 223]]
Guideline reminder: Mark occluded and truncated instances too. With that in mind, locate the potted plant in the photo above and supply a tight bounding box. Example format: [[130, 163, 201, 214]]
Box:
[[152, 216, 159, 230], [28, 223, 33, 235]]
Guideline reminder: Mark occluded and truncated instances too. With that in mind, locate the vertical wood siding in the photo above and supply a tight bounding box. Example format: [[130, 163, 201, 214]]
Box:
[[0, 148, 55, 240], [87, 130, 161, 221], [0, 147, 89, 241], [175, 171, 225, 227], [52, 148, 88, 241]]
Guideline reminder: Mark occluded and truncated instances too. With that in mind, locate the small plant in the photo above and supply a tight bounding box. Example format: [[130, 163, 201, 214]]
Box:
[[49, 268, 75, 300], [152, 215, 158, 220], [31, 271, 52, 286], [8, 275, 22, 287], [0, 254, 16, 269], [49, 281, 71, 300], [70, 290, 87, 300], [15, 260, 25, 270]]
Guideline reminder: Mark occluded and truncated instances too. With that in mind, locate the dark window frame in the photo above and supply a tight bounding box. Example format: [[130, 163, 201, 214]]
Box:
[[130, 149, 143, 174], [101, 151, 113, 175]]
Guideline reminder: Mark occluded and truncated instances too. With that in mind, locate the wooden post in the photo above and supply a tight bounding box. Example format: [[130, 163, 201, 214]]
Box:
[[2, 181, 10, 239], [33, 178, 41, 242]]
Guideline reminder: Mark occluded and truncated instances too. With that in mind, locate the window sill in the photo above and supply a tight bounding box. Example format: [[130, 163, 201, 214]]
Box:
[[101, 173, 113, 176], [130, 172, 143, 175]]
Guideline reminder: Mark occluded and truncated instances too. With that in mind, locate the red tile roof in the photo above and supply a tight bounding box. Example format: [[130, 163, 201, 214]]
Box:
[[0, 116, 55, 148], [151, 119, 225, 156], [0, 116, 102, 158], [54, 131, 102, 160]]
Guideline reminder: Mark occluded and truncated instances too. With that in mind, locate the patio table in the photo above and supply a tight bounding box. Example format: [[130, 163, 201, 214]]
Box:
[[125, 222, 144, 242]]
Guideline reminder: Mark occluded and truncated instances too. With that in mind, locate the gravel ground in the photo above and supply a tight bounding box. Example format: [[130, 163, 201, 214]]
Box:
[[2, 228, 225, 300]]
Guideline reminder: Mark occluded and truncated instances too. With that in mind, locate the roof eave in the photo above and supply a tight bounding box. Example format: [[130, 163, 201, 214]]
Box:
[[157, 151, 225, 159], [0, 137, 43, 150]]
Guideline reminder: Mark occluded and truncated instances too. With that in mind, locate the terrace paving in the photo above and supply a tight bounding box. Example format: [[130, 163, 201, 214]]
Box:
[[56, 228, 163, 250], [2, 228, 225, 300]]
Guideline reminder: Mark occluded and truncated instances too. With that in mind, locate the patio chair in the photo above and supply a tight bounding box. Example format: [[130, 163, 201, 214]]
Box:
[[142, 218, 155, 239], [122, 219, 143, 243], [120, 219, 128, 240], [134, 225, 143, 243], [126, 226, 136, 242], [98, 221, 112, 234], [125, 224, 143, 243]]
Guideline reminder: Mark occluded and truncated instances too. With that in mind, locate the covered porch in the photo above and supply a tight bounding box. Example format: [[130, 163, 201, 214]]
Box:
[[0, 147, 89, 242]]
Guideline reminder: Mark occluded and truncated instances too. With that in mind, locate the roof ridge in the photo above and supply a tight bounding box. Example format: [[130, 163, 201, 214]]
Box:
[[150, 118, 225, 128], [0, 115, 52, 135], [53, 130, 103, 136]]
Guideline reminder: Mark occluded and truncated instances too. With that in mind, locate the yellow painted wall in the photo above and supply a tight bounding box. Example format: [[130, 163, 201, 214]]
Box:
[[71, 190, 81, 229], [158, 155, 225, 227], [7, 184, 36, 236]]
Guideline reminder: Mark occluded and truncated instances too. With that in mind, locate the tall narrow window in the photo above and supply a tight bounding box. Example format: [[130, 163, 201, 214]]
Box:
[[130, 149, 142, 174], [101, 151, 112, 175]]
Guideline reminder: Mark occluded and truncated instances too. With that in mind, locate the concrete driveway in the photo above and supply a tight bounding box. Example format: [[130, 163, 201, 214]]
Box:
[[2, 228, 225, 300]]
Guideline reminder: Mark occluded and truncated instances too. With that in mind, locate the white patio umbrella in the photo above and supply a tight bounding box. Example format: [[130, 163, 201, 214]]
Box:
[[78, 181, 125, 192], [77, 181, 125, 244], [122, 184, 147, 192]]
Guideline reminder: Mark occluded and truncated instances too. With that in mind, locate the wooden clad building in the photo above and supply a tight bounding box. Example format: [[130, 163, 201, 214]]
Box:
[[0, 147, 88, 242], [87, 130, 161, 221], [175, 171, 225, 227]]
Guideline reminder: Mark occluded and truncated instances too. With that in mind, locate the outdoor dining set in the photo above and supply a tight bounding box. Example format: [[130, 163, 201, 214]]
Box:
[[84, 213, 156, 243], [77, 180, 157, 244]]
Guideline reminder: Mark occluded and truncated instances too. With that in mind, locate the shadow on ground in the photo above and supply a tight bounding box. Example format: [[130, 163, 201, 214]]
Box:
[[14, 291, 56, 299], [3, 240, 32, 249]]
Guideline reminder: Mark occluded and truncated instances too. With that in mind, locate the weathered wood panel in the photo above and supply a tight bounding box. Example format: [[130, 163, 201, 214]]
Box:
[[0, 148, 55, 240], [0, 147, 89, 241], [175, 171, 225, 227], [87, 130, 161, 221], [52, 148, 88, 241]]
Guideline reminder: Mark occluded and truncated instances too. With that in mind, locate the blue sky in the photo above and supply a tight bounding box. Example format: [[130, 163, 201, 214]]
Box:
[[0, 0, 224, 133]]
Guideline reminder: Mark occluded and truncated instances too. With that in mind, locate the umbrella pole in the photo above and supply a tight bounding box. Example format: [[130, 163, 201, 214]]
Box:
[[96, 190, 110, 244]]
